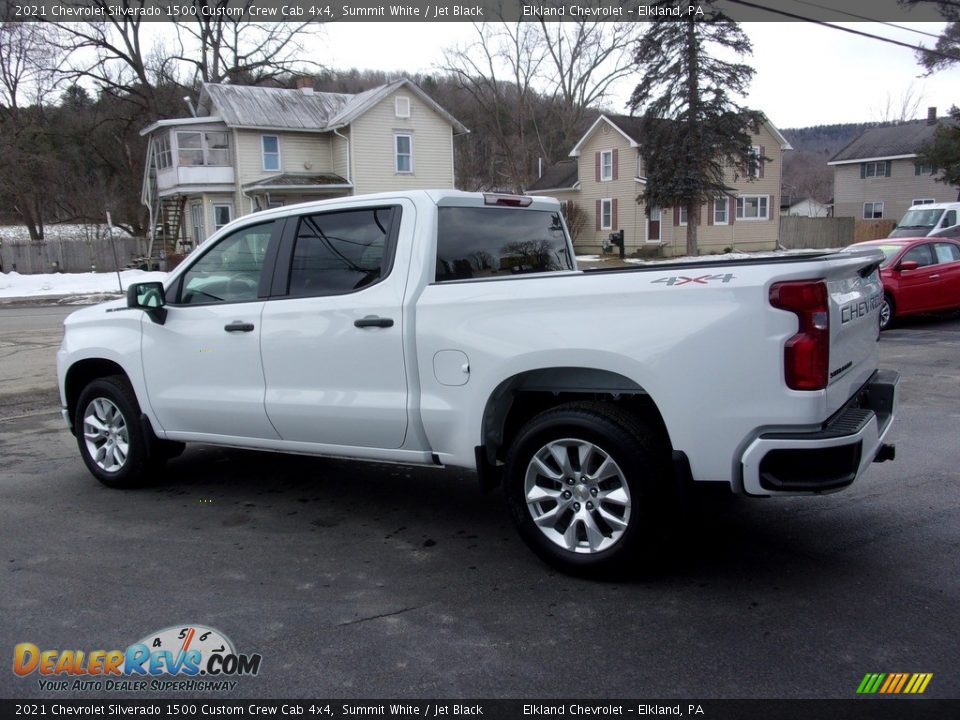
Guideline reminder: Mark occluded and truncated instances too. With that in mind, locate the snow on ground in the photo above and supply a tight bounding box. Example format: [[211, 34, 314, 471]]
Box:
[[575, 254, 600, 261], [0, 270, 167, 299], [0, 224, 133, 242]]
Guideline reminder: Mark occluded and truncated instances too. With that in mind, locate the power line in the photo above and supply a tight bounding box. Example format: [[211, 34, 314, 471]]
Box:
[[724, 0, 960, 64], [790, 0, 944, 39]]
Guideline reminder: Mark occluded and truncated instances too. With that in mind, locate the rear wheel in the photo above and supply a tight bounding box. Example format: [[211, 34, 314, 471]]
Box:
[[879, 294, 894, 331], [504, 402, 669, 576], [75, 376, 162, 488]]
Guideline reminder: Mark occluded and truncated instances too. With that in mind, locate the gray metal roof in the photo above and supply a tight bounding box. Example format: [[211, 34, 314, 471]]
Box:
[[830, 119, 945, 163], [243, 173, 349, 189], [194, 79, 468, 134], [198, 84, 352, 130]]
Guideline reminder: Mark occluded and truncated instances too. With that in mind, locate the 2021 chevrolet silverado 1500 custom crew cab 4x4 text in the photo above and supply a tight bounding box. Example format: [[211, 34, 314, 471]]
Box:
[[57, 190, 899, 574]]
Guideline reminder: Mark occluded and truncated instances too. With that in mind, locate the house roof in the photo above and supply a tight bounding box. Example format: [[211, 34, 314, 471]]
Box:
[[569, 113, 791, 157], [527, 159, 579, 192], [829, 119, 945, 165], [243, 173, 350, 190], [189, 78, 468, 134]]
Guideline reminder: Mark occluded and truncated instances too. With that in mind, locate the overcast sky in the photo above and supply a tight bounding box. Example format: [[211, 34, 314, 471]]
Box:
[[316, 21, 958, 129]]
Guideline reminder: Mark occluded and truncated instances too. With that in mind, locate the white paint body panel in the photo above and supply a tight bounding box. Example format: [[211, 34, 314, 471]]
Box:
[[57, 190, 891, 494]]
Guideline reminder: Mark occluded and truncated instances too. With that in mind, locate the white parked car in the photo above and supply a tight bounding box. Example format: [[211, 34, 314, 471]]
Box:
[[57, 191, 899, 574]]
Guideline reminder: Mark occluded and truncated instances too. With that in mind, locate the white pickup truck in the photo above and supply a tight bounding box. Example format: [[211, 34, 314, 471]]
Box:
[[57, 190, 899, 574]]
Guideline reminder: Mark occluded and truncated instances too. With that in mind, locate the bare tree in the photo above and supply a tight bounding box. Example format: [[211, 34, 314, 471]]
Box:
[[870, 82, 925, 124]]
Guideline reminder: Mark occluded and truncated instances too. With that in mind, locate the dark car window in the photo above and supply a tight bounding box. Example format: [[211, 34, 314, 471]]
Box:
[[436, 207, 572, 282], [179, 222, 274, 305], [900, 244, 936, 268], [288, 207, 397, 296], [934, 243, 960, 263], [943, 210, 957, 227]]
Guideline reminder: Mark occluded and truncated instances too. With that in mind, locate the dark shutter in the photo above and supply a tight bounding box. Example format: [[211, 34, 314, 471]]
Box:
[[673, 206, 680, 225], [707, 200, 714, 225], [729, 197, 736, 225], [595, 153, 601, 182], [612, 149, 619, 180], [759, 146, 765, 178], [595, 200, 601, 230], [612, 198, 618, 228], [860, 163, 866, 179], [885, 161, 892, 177]]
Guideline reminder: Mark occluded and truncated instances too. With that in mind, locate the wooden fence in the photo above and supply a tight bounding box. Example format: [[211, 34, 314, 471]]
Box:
[[0, 235, 149, 274], [853, 219, 897, 242], [778, 216, 855, 249]]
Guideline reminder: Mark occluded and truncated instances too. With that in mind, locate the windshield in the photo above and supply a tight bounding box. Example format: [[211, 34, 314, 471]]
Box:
[[890, 208, 943, 237], [871, 244, 906, 267]]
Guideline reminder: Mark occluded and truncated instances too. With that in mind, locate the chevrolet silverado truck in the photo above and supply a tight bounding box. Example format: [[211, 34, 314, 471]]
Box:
[[57, 190, 899, 574]]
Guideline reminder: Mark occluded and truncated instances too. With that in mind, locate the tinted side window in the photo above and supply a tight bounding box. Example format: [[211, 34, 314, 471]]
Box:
[[943, 210, 957, 227], [901, 244, 935, 267], [288, 207, 397, 296], [436, 207, 572, 282], [179, 222, 274, 305], [934, 243, 960, 263]]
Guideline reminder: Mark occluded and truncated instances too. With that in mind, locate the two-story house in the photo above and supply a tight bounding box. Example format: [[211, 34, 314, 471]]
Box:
[[829, 108, 958, 224], [140, 78, 467, 253], [526, 113, 791, 256]]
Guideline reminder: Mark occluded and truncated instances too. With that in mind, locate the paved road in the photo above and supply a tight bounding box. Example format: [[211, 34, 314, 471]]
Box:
[[0, 307, 958, 700], [0, 305, 67, 416]]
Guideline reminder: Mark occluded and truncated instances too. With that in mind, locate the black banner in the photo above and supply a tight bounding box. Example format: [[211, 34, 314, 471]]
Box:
[[2, 699, 959, 720], [0, 0, 952, 23]]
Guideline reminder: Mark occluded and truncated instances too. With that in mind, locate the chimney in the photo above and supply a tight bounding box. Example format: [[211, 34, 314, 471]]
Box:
[[927, 107, 937, 125], [296, 76, 315, 95]]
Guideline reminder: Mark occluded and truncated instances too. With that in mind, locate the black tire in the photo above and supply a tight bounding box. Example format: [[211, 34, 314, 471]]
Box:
[[75, 375, 160, 488], [504, 401, 670, 577], [879, 294, 895, 331]]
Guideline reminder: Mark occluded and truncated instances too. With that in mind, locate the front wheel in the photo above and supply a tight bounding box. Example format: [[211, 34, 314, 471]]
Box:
[[75, 376, 159, 488], [504, 402, 669, 576]]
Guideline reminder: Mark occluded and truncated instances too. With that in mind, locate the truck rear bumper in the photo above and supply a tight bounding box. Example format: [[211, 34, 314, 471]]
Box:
[[741, 369, 899, 496]]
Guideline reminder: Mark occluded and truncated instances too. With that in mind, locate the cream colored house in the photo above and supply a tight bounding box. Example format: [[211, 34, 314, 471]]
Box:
[[828, 109, 958, 223], [140, 79, 467, 252], [527, 113, 791, 256]]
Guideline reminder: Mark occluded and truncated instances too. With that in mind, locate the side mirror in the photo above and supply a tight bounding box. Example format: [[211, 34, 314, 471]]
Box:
[[127, 281, 167, 324], [896, 260, 920, 272]]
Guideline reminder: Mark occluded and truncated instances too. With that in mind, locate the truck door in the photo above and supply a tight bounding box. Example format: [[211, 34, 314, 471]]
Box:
[[141, 220, 281, 439], [259, 204, 410, 448]]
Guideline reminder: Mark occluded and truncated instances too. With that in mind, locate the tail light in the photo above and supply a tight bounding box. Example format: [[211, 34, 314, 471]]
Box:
[[769, 280, 829, 391], [483, 193, 532, 207]]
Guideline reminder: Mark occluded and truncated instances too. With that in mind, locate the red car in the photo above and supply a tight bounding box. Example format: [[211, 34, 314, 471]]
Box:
[[847, 237, 960, 330]]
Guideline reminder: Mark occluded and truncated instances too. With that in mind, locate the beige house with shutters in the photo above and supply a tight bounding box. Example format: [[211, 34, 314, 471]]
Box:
[[527, 113, 791, 257], [140, 79, 467, 253]]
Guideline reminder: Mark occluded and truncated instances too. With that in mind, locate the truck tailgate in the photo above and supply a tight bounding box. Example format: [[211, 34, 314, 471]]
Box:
[[823, 250, 885, 415]]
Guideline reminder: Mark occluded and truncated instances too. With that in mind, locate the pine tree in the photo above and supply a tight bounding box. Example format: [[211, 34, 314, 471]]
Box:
[[629, 4, 763, 256], [917, 106, 960, 196]]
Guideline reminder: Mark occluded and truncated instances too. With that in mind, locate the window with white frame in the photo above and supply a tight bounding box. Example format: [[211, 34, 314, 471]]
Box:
[[736, 195, 769, 220], [261, 135, 280, 171], [600, 150, 613, 181], [395, 134, 413, 173], [912, 198, 936, 206], [600, 198, 613, 230], [750, 145, 762, 178], [213, 204, 232, 231], [713, 198, 728, 224], [156, 133, 172, 169], [678, 206, 688, 226], [863, 202, 884, 219], [395, 96, 410, 118], [914, 161, 934, 175], [177, 131, 229, 167], [862, 161, 888, 178]]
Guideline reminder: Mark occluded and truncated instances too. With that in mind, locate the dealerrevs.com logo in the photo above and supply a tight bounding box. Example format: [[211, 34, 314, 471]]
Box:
[[13, 625, 262, 692]]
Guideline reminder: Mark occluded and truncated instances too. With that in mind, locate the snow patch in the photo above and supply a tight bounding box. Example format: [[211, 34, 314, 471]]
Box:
[[0, 270, 167, 299]]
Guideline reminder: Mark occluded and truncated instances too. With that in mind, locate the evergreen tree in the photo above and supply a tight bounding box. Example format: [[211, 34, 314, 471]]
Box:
[[629, 3, 763, 255], [917, 106, 960, 196]]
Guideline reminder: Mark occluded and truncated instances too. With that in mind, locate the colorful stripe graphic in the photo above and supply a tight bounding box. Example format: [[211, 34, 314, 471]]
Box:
[[857, 673, 933, 694]]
